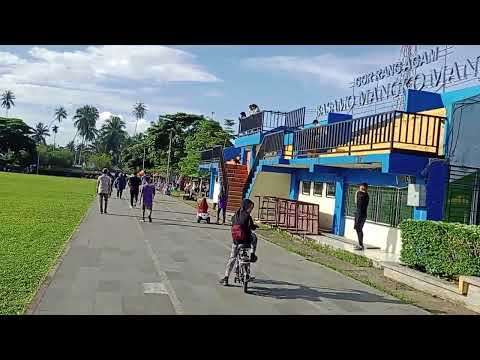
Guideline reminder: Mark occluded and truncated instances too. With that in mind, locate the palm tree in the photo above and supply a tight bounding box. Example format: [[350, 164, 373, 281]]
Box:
[[73, 105, 99, 165], [133, 102, 147, 136], [66, 140, 75, 152], [1, 90, 15, 117], [52, 125, 59, 149], [32, 122, 50, 145], [54, 106, 67, 124], [99, 115, 128, 165]]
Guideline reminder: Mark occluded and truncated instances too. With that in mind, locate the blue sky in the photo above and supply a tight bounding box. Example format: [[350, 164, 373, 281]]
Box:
[[1, 45, 479, 146]]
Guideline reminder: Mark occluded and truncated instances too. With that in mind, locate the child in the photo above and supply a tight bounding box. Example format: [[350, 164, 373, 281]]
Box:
[[198, 195, 208, 213], [197, 195, 210, 223], [140, 176, 156, 222]]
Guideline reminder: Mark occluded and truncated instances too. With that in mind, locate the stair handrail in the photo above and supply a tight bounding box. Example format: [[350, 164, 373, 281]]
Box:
[[242, 130, 285, 199], [216, 145, 229, 197]]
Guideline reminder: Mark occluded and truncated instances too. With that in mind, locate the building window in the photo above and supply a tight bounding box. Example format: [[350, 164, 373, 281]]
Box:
[[345, 184, 412, 228], [313, 182, 323, 197], [302, 181, 311, 195], [326, 183, 336, 197]]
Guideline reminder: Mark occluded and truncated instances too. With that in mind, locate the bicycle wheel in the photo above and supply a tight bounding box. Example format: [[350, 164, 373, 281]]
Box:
[[242, 264, 249, 293]]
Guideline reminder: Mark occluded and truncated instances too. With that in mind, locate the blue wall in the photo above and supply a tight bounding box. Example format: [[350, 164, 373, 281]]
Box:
[[406, 89, 443, 113], [425, 159, 449, 221], [223, 146, 241, 161]]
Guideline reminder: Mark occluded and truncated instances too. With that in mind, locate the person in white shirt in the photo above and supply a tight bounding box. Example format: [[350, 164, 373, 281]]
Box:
[[97, 168, 112, 214]]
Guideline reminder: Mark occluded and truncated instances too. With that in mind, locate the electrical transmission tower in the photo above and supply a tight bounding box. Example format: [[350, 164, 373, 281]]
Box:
[[395, 45, 418, 111]]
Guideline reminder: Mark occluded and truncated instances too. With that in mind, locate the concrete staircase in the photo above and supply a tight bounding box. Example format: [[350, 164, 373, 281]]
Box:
[[223, 164, 248, 212]]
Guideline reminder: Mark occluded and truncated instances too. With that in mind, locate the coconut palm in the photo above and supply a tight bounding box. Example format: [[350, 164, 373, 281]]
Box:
[[52, 125, 59, 149], [54, 106, 68, 124], [1, 90, 15, 117], [133, 102, 147, 136], [99, 115, 128, 165], [32, 122, 50, 145], [66, 140, 75, 152], [73, 105, 99, 165]]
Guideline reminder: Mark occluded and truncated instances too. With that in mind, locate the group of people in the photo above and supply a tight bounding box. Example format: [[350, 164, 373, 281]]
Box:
[[96, 169, 157, 222], [239, 103, 261, 120]]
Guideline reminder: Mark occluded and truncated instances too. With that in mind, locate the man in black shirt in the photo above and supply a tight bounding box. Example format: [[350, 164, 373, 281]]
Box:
[[128, 171, 142, 208], [354, 183, 369, 251]]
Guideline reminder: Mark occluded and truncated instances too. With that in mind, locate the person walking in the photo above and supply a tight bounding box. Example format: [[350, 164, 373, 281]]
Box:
[[114, 173, 127, 199], [97, 168, 112, 214], [216, 189, 227, 225], [128, 171, 142, 208], [140, 176, 156, 222], [353, 183, 370, 251]]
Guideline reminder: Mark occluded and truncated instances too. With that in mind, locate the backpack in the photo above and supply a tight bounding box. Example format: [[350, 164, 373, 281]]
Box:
[[231, 224, 246, 242]]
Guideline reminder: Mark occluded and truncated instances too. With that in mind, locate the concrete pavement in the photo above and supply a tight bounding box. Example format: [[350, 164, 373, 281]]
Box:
[[32, 194, 428, 315]]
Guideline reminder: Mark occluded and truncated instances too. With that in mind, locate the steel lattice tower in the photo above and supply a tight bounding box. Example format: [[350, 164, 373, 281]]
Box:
[[395, 45, 418, 111]]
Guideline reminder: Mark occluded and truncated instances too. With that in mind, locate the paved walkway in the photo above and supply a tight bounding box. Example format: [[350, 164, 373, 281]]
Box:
[[32, 194, 428, 315]]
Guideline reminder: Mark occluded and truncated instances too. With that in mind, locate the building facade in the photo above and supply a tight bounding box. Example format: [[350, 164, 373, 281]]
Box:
[[199, 86, 480, 255]]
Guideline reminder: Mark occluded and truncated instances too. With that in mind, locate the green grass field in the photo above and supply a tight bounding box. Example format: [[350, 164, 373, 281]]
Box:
[[0, 173, 95, 314]]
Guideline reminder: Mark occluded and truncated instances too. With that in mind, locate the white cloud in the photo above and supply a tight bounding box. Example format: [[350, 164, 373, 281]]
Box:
[[0, 45, 212, 145], [242, 50, 399, 89]]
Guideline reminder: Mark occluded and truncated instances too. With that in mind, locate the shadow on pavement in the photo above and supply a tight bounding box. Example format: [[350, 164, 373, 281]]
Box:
[[248, 278, 402, 304]]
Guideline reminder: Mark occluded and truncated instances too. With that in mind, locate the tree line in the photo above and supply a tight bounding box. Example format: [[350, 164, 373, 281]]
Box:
[[0, 90, 235, 178]]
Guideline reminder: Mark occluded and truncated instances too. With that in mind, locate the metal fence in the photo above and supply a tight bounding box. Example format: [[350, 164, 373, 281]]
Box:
[[444, 164, 480, 225], [199, 146, 222, 163], [345, 185, 412, 228], [238, 107, 305, 136], [256, 195, 320, 235], [293, 110, 445, 157]]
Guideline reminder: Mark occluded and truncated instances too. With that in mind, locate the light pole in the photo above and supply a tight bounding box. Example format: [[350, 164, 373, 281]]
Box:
[[142, 143, 146, 170]]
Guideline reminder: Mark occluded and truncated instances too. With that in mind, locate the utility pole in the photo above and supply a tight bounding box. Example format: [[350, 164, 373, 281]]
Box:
[[142, 144, 146, 170], [166, 130, 173, 183]]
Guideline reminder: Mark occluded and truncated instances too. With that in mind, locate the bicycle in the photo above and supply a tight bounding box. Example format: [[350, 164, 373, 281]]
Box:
[[233, 244, 251, 293]]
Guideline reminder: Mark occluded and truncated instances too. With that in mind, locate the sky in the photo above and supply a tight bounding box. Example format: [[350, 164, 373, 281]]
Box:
[[1, 45, 480, 147]]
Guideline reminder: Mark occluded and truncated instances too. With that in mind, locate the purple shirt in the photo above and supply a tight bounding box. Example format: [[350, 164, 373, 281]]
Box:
[[141, 184, 156, 206], [218, 194, 227, 209]]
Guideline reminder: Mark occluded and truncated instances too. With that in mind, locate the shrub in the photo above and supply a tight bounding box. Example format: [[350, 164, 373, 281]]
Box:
[[399, 219, 480, 278]]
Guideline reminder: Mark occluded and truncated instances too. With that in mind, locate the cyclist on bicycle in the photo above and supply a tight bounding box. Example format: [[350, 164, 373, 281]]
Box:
[[220, 199, 258, 286]]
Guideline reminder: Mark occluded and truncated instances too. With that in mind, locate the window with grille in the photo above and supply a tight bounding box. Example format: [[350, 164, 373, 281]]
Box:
[[326, 183, 336, 197], [345, 184, 412, 227], [313, 182, 323, 196], [302, 181, 311, 195]]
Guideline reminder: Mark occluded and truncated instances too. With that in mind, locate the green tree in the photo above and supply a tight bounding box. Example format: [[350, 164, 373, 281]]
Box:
[[87, 153, 112, 171], [179, 117, 234, 177], [52, 125, 59, 149], [223, 119, 236, 136], [32, 122, 50, 145], [99, 116, 128, 165], [73, 105, 99, 165], [66, 140, 75, 152], [1, 90, 15, 117], [133, 102, 147, 136], [0, 117, 36, 166], [37, 144, 74, 168]]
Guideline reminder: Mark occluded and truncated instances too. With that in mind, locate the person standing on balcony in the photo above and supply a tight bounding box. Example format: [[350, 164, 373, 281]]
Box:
[[240, 112, 246, 119], [354, 183, 370, 251], [248, 104, 260, 115]]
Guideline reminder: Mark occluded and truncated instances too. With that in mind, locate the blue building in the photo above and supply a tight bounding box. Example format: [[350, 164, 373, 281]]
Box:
[[200, 86, 480, 255]]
